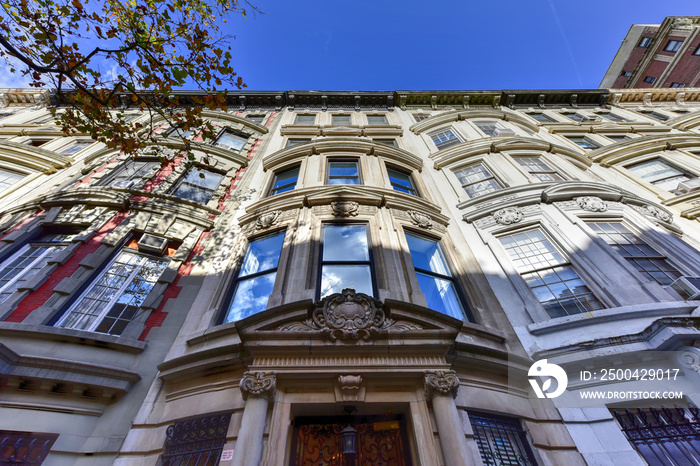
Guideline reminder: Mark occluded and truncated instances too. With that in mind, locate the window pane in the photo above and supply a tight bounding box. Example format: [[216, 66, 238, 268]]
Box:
[[271, 166, 299, 195], [323, 225, 368, 262], [328, 161, 359, 185], [239, 232, 286, 277], [332, 115, 351, 125], [366, 115, 387, 125], [225, 271, 278, 322], [295, 114, 316, 124], [431, 128, 461, 150], [405, 234, 450, 276], [0, 168, 24, 192], [320, 265, 372, 298], [415, 272, 463, 319], [215, 131, 247, 152], [225, 232, 286, 322], [387, 167, 415, 195], [172, 168, 224, 203]]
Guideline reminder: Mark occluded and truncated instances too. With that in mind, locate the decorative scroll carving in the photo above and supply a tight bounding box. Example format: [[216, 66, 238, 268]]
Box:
[[255, 210, 282, 229], [424, 370, 460, 399], [642, 93, 652, 106], [240, 371, 276, 401], [407, 210, 434, 229], [612, 93, 622, 105], [310, 289, 386, 341], [331, 201, 359, 217], [493, 207, 523, 225], [576, 196, 608, 212], [677, 347, 700, 374], [676, 92, 686, 106], [643, 205, 673, 223]]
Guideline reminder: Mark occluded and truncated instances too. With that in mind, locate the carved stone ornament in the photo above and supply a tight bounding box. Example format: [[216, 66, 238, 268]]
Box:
[[335, 375, 365, 402], [311, 288, 387, 341], [576, 196, 608, 212], [255, 210, 282, 229], [239, 371, 276, 401], [331, 201, 360, 217], [493, 207, 524, 225], [645, 205, 673, 223], [424, 370, 460, 399], [407, 210, 434, 229], [677, 347, 700, 374]]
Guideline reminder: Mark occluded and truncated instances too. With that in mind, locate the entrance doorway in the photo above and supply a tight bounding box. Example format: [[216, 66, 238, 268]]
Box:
[[289, 414, 413, 466]]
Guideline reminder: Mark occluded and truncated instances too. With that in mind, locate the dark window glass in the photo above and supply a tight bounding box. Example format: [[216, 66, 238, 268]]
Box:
[[639, 37, 652, 47], [294, 114, 316, 124], [468, 412, 538, 466], [644, 76, 656, 84], [670, 82, 685, 88], [588, 222, 681, 285], [58, 140, 93, 155], [387, 167, 416, 195], [328, 160, 360, 185], [366, 115, 388, 125], [598, 112, 630, 122], [270, 166, 299, 195], [246, 115, 265, 124], [413, 113, 429, 122], [320, 225, 373, 298], [332, 114, 351, 125], [527, 112, 555, 123], [286, 138, 311, 147], [224, 232, 285, 322], [664, 40, 683, 52], [172, 168, 224, 203], [373, 138, 397, 147], [406, 233, 465, 319], [567, 136, 599, 150], [641, 111, 669, 121]]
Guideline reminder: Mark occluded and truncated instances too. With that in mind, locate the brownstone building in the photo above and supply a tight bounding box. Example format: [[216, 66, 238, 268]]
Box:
[[600, 16, 700, 89]]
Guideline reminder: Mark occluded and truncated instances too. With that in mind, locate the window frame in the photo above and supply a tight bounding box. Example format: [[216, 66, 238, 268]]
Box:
[[222, 230, 287, 323], [0, 167, 24, 193], [326, 158, 362, 185], [527, 112, 555, 123], [170, 166, 225, 204], [57, 139, 94, 155], [468, 411, 538, 466], [404, 230, 469, 320], [625, 158, 696, 195], [643, 76, 656, 84], [514, 155, 566, 182], [664, 40, 683, 52], [286, 138, 312, 148], [386, 165, 418, 196], [498, 227, 604, 319], [473, 120, 516, 137], [97, 158, 160, 189], [586, 221, 682, 286], [331, 114, 352, 125], [53, 246, 170, 335], [317, 223, 376, 300], [214, 128, 248, 152], [294, 114, 316, 125], [429, 127, 463, 151], [366, 114, 388, 126], [566, 135, 600, 150], [638, 37, 652, 47], [453, 161, 505, 199], [268, 164, 300, 196]]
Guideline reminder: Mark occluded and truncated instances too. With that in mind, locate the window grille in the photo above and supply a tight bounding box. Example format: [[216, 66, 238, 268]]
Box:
[[613, 406, 700, 466], [454, 163, 503, 198], [160, 413, 231, 466], [430, 128, 461, 150], [468, 412, 538, 466], [0, 168, 23, 193], [515, 156, 564, 182]]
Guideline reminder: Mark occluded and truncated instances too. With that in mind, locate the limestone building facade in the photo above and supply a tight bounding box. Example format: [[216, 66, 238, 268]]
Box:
[[1, 87, 700, 465]]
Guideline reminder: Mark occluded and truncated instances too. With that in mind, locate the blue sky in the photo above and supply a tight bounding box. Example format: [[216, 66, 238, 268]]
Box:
[[0, 1, 697, 91], [226, 0, 698, 91]]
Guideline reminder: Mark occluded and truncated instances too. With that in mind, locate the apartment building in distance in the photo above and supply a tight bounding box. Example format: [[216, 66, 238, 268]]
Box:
[[1, 87, 700, 465], [600, 16, 700, 89]]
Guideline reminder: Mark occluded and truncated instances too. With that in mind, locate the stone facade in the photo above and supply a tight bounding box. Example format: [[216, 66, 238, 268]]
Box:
[[1, 88, 700, 465]]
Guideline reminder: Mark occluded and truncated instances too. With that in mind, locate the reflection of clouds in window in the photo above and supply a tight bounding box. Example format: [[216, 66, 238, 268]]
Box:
[[323, 226, 368, 262], [225, 232, 285, 322], [320, 225, 373, 298], [320, 265, 372, 298]]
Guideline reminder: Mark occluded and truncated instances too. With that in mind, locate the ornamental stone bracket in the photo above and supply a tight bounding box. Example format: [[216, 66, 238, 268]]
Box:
[[424, 370, 460, 399], [334, 375, 366, 402], [240, 371, 276, 401], [677, 346, 700, 374]]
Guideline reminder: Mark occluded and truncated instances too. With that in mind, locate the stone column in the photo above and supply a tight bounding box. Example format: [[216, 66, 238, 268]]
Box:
[[424, 370, 470, 466], [232, 371, 276, 466]]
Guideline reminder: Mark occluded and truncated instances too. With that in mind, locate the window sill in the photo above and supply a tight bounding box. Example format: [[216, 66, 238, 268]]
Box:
[[0, 322, 147, 353]]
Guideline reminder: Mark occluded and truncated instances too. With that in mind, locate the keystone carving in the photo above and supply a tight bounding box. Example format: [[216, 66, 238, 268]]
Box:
[[256, 210, 282, 229], [424, 370, 460, 399], [645, 205, 673, 223], [240, 371, 276, 401], [576, 196, 607, 212], [310, 289, 387, 341], [331, 201, 359, 217], [335, 375, 365, 402], [493, 207, 523, 225], [407, 210, 434, 229]]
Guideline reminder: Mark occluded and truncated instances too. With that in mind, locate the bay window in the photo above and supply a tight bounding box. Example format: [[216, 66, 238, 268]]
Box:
[[320, 224, 373, 299]]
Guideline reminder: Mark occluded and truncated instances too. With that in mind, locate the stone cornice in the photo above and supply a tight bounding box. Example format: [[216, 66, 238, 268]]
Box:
[[587, 134, 700, 166], [0, 89, 49, 107], [610, 88, 700, 105], [262, 137, 423, 171], [430, 136, 591, 170], [0, 140, 73, 174], [409, 108, 539, 134]]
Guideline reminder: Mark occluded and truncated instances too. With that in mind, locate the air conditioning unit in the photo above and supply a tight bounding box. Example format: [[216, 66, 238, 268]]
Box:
[[677, 178, 700, 194], [580, 116, 601, 123], [493, 128, 516, 137], [670, 276, 700, 300], [137, 234, 168, 255]]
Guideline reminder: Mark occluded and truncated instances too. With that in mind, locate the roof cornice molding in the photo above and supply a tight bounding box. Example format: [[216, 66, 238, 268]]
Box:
[[0, 89, 50, 108], [609, 88, 700, 105]]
